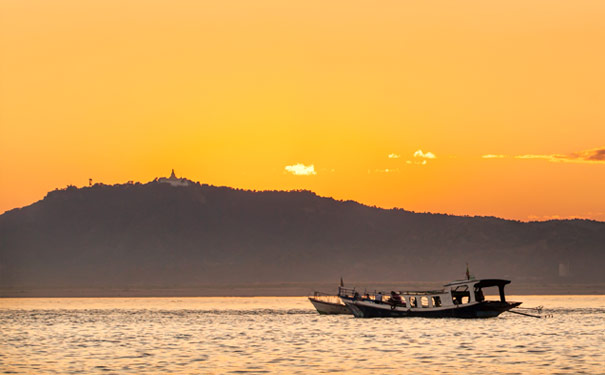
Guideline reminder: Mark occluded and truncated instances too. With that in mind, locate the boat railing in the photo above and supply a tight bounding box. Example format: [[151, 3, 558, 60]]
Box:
[[337, 287, 357, 298], [396, 290, 445, 296], [339, 287, 447, 302]]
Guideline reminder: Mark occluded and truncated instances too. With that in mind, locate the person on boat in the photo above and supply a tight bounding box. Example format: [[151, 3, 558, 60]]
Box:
[[375, 292, 383, 303], [389, 291, 403, 305], [475, 289, 485, 302]]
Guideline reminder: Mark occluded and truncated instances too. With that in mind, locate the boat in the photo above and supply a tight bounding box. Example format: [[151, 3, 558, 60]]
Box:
[[340, 278, 521, 318], [309, 278, 354, 315], [308, 290, 351, 315]]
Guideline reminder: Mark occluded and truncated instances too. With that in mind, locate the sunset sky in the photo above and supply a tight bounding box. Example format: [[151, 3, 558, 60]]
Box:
[[1, 0, 604, 221]]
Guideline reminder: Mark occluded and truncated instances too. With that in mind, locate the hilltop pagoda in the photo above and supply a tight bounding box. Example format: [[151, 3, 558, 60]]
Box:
[[157, 169, 190, 187]]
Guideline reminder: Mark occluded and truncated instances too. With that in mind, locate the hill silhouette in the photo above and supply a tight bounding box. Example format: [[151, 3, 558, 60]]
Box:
[[1, 180, 604, 294]]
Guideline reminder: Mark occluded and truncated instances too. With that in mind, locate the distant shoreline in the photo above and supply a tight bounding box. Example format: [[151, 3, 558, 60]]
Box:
[[2, 282, 604, 298]]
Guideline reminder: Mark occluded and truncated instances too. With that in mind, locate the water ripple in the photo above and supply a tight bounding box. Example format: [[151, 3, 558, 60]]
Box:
[[1, 296, 604, 374]]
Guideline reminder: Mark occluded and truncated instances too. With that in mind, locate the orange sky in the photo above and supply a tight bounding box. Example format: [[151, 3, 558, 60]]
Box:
[[1, 0, 604, 221]]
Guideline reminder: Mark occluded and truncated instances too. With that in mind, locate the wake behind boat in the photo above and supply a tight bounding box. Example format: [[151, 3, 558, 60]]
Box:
[[341, 278, 521, 318]]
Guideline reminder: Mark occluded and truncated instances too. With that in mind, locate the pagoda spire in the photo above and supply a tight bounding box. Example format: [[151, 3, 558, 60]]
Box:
[[170, 169, 176, 179]]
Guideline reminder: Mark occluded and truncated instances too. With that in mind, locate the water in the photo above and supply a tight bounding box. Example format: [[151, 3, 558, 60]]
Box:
[[1, 296, 604, 374]]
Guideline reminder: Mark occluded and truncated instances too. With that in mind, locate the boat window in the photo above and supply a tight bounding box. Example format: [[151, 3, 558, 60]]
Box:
[[421, 296, 429, 308], [432, 296, 441, 307], [409, 296, 418, 307], [452, 285, 471, 305]]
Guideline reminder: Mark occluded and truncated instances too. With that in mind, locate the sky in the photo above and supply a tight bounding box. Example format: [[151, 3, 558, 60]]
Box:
[[1, 0, 604, 221]]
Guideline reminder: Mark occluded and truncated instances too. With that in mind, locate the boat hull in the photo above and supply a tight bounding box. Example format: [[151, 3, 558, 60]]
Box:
[[309, 297, 351, 315], [344, 300, 521, 319]]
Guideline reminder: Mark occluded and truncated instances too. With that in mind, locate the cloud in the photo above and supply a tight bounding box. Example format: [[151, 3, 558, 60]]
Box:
[[569, 147, 605, 162], [586, 148, 605, 161], [385, 149, 437, 166], [514, 154, 551, 160], [413, 150, 436, 159], [284, 163, 317, 176], [513, 147, 605, 164], [403, 149, 436, 165], [482, 147, 605, 164]]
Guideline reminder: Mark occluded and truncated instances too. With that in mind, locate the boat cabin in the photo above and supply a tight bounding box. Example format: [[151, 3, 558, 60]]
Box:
[[340, 279, 511, 309], [444, 279, 511, 305]]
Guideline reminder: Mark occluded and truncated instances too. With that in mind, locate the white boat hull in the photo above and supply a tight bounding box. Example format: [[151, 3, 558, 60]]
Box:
[[308, 297, 351, 315]]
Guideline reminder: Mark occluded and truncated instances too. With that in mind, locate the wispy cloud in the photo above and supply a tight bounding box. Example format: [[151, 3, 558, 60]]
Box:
[[585, 148, 605, 161], [385, 149, 436, 167], [405, 149, 436, 165], [284, 163, 317, 176], [514, 147, 605, 164], [514, 155, 548, 160], [413, 150, 436, 159], [482, 147, 605, 164]]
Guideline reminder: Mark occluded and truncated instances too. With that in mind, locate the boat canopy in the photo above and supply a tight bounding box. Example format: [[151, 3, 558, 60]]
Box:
[[474, 279, 511, 302], [443, 279, 511, 302], [474, 279, 511, 288]]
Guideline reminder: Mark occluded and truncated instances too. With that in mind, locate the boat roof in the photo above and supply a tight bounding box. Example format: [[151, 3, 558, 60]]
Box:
[[474, 279, 511, 288], [444, 278, 511, 287], [340, 279, 513, 297]]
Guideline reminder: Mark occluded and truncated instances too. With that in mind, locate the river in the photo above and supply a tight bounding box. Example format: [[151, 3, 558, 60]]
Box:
[[1, 296, 604, 374]]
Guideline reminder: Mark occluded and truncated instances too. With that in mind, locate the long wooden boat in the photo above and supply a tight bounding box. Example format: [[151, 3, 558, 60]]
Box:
[[341, 279, 521, 318]]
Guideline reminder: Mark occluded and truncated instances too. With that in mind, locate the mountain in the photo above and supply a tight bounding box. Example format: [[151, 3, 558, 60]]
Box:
[[1, 180, 604, 294]]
